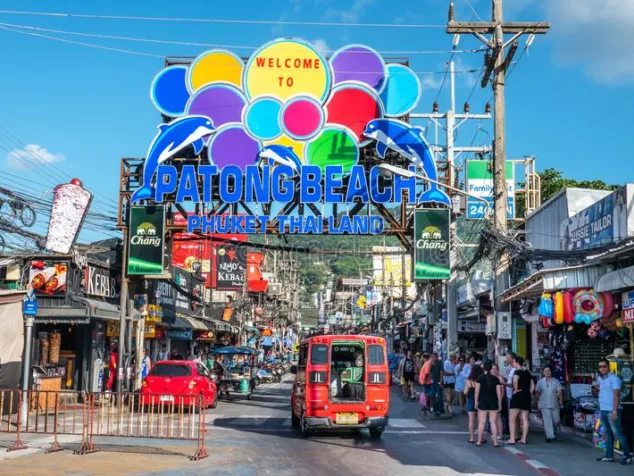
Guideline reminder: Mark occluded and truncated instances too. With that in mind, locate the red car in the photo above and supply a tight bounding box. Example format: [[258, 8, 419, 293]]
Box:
[[141, 360, 218, 409]]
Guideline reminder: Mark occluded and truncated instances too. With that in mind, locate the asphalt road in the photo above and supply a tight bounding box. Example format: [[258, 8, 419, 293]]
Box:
[[1, 377, 632, 475]]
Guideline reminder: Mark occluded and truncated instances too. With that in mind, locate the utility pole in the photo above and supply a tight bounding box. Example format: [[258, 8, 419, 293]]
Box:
[[410, 57, 491, 357], [447, 0, 549, 359]]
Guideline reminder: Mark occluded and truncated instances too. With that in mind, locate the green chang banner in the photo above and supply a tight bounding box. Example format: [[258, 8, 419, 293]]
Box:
[[414, 209, 450, 280], [127, 206, 165, 275]]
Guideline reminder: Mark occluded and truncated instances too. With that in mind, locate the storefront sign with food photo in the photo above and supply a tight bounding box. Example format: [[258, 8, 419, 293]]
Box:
[[29, 260, 69, 297]]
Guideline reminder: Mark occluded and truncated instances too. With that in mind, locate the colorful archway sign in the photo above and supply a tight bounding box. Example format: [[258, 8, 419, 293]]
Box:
[[379, 64, 422, 117], [243, 39, 331, 102], [135, 38, 453, 236], [187, 50, 244, 92], [326, 82, 384, 144], [305, 126, 359, 175], [150, 66, 190, 117], [330, 45, 387, 92]]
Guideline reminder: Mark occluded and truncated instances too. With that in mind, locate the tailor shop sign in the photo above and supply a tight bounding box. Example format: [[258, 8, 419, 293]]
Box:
[[132, 39, 452, 235]]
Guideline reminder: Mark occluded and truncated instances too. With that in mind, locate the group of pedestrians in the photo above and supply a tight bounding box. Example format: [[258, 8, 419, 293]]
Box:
[[393, 348, 634, 466]]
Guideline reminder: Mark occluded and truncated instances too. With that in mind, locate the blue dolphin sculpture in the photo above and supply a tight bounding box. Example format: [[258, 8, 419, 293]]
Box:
[[131, 115, 215, 203], [363, 118, 451, 207], [258, 145, 302, 172]]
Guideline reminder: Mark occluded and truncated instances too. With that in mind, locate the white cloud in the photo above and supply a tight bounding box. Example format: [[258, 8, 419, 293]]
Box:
[[312, 38, 330, 55], [7, 144, 64, 169], [543, 0, 634, 85]]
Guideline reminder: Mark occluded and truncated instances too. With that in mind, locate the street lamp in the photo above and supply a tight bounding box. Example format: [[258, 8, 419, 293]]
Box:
[[375, 163, 493, 217]]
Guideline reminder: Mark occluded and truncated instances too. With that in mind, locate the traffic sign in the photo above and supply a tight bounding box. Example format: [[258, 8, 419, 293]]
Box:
[[23, 301, 38, 316]]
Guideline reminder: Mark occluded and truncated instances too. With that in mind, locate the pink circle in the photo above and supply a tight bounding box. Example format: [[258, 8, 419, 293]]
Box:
[[281, 97, 324, 140]]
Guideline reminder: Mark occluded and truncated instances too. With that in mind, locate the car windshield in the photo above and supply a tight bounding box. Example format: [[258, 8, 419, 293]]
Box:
[[148, 364, 192, 377]]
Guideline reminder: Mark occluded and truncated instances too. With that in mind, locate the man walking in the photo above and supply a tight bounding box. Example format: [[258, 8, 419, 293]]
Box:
[[443, 352, 457, 416], [503, 352, 517, 437], [595, 358, 632, 465], [402, 351, 416, 399], [430, 353, 444, 416], [535, 366, 563, 442]]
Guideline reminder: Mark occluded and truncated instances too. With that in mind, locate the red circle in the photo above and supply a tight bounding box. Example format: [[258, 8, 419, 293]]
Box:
[[70, 178, 82, 186], [326, 86, 382, 142], [282, 99, 322, 139]]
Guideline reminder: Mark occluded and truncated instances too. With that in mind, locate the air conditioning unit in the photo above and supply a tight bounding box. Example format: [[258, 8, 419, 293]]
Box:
[[268, 283, 282, 295]]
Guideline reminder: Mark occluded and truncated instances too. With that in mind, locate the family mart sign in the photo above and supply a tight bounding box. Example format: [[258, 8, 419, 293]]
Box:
[[466, 160, 515, 220]]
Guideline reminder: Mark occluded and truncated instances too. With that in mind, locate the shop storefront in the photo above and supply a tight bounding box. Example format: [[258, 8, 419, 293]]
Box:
[[28, 258, 120, 393]]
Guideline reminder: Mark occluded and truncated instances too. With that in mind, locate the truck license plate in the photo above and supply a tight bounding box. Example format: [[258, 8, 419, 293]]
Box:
[[159, 395, 174, 402], [336, 413, 358, 425]]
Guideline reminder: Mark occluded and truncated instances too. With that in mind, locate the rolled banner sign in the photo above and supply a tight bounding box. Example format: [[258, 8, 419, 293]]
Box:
[[553, 292, 565, 325], [573, 289, 604, 325], [600, 292, 614, 318], [563, 291, 574, 324]]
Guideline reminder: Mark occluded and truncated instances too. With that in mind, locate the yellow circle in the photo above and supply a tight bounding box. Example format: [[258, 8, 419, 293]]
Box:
[[263, 134, 306, 164], [188, 50, 244, 92], [244, 40, 331, 102]]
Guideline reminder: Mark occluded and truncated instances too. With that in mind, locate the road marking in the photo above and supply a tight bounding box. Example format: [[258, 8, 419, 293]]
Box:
[[504, 447, 523, 455], [526, 460, 548, 469], [281, 418, 292, 427], [388, 418, 425, 428]]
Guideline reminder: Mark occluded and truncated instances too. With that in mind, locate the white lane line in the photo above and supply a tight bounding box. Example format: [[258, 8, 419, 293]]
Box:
[[526, 460, 548, 469], [504, 447, 523, 455], [388, 418, 425, 428], [281, 418, 292, 427]]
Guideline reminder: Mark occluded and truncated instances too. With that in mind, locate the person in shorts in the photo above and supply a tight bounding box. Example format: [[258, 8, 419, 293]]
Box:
[[443, 352, 457, 416], [402, 350, 416, 399]]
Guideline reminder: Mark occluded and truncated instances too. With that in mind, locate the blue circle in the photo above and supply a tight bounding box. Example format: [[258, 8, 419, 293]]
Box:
[[379, 64, 421, 117], [150, 66, 190, 117], [243, 97, 283, 140]]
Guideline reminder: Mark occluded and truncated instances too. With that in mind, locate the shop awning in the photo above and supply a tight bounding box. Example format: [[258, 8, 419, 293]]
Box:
[[595, 264, 634, 292], [77, 297, 120, 320], [173, 315, 207, 330], [260, 336, 273, 347], [500, 264, 614, 303]]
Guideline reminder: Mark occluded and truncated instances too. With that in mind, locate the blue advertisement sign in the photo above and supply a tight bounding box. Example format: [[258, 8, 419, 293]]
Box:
[[561, 186, 631, 250], [166, 329, 193, 340]]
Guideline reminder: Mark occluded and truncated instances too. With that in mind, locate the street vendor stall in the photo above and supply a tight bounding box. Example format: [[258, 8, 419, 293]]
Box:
[[212, 346, 259, 400]]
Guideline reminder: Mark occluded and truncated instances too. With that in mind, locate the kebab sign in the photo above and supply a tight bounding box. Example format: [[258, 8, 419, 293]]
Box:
[[135, 38, 451, 234]]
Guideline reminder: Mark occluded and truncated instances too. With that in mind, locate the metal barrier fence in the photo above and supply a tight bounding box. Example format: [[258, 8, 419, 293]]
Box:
[[0, 389, 208, 460]]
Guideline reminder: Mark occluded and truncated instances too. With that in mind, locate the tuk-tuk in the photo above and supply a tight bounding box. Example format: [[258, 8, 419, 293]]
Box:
[[212, 346, 259, 400]]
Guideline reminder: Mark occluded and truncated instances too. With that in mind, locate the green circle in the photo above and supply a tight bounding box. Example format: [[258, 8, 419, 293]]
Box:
[[305, 127, 359, 175]]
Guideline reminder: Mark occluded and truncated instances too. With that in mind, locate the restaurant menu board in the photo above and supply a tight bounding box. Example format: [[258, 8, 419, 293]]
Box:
[[29, 260, 69, 297]]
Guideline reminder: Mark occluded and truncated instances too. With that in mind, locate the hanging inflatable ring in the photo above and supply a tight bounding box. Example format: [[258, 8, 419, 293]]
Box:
[[600, 292, 614, 318], [573, 290, 604, 325]]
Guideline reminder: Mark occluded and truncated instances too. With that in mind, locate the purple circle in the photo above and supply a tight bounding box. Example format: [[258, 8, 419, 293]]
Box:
[[207, 125, 261, 172], [330, 45, 386, 91], [186, 83, 246, 128]]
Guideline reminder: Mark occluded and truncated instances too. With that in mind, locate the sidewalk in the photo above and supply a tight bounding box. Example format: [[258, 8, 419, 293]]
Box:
[[400, 391, 633, 475]]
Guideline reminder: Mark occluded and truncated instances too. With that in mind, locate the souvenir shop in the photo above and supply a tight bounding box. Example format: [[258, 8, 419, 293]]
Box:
[[501, 265, 634, 447]]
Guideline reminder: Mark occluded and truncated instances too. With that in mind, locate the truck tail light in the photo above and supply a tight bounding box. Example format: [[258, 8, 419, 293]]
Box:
[[366, 404, 383, 411], [188, 380, 197, 389]]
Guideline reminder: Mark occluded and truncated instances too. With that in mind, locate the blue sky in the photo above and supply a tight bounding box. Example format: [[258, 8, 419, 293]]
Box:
[[0, 0, 632, 232]]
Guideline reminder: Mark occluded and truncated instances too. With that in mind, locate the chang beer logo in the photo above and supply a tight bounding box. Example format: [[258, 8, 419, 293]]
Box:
[[131, 222, 161, 246], [416, 226, 448, 251]]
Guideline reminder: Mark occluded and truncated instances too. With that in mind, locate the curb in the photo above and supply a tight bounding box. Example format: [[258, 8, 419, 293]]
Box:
[[504, 446, 561, 476]]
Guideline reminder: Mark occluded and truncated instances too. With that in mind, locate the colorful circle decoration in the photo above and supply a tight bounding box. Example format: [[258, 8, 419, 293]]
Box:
[[186, 83, 246, 129], [207, 124, 261, 172], [243, 39, 331, 102], [280, 95, 325, 141], [145, 39, 428, 181], [305, 126, 359, 175], [187, 50, 244, 92], [150, 66, 190, 117], [379, 64, 422, 117], [330, 45, 386, 92], [244, 96, 283, 141], [326, 82, 384, 144]]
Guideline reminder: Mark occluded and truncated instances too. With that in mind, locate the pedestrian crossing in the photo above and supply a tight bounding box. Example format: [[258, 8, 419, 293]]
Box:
[[204, 414, 426, 431]]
